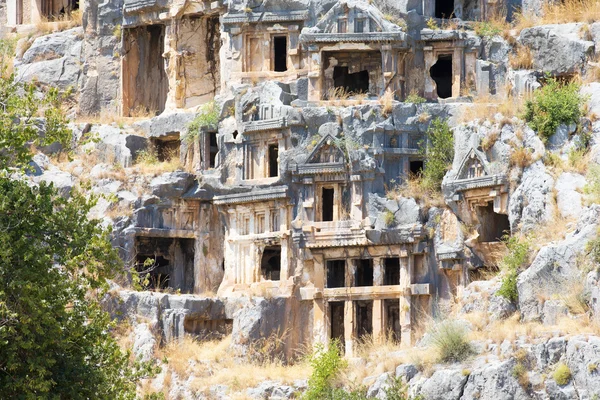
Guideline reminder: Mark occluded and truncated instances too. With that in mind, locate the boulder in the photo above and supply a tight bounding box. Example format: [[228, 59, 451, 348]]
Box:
[[417, 369, 468, 400], [150, 172, 195, 198], [564, 336, 600, 398], [460, 360, 530, 400], [88, 125, 148, 167], [555, 172, 586, 219], [16, 28, 83, 89], [367, 372, 391, 399], [395, 364, 419, 382], [132, 323, 157, 362], [459, 279, 516, 321], [519, 24, 594, 75], [518, 205, 600, 321]]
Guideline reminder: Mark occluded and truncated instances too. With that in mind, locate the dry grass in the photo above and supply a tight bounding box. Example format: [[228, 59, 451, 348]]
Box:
[[509, 146, 533, 168], [387, 177, 445, 212], [481, 130, 500, 151], [509, 45, 534, 70], [511, 0, 600, 31], [35, 10, 83, 35], [154, 336, 311, 395], [344, 334, 405, 383], [459, 94, 525, 124], [379, 89, 395, 116]]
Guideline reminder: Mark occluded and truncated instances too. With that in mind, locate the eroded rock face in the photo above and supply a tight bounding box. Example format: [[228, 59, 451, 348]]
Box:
[[519, 24, 595, 75], [518, 205, 600, 322]]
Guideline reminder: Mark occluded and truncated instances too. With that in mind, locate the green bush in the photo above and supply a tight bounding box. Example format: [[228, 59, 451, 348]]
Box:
[[474, 21, 503, 38], [420, 118, 454, 192], [405, 93, 426, 104], [185, 100, 220, 143], [382, 210, 396, 227], [429, 320, 474, 363], [586, 228, 600, 265], [523, 78, 583, 141], [584, 164, 600, 205], [553, 363, 572, 386], [497, 236, 530, 303], [303, 341, 348, 400]]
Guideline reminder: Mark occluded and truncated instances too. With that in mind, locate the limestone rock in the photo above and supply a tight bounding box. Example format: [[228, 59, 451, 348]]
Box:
[[417, 369, 468, 400], [519, 24, 594, 75], [460, 360, 530, 400], [87, 125, 148, 167], [150, 172, 195, 198], [132, 323, 157, 362], [518, 205, 600, 322], [555, 172, 586, 219]]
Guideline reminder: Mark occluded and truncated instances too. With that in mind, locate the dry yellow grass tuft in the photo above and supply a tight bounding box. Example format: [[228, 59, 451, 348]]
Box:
[[387, 177, 446, 212], [509, 146, 533, 168], [379, 89, 395, 116], [509, 45, 534, 70], [460, 94, 525, 124], [35, 10, 83, 34], [153, 335, 311, 396]]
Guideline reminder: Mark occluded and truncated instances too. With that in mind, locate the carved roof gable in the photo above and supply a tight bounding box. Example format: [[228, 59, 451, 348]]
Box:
[[306, 135, 346, 164], [457, 149, 490, 180], [309, 0, 402, 34]]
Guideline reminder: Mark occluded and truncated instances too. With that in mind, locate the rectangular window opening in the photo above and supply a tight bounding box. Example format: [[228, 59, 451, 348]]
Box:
[[383, 258, 400, 285], [384, 299, 401, 342], [355, 19, 364, 33], [268, 143, 279, 177], [327, 260, 346, 288], [322, 187, 335, 222], [355, 300, 373, 339], [261, 245, 281, 281], [329, 301, 345, 349], [209, 132, 218, 168], [273, 36, 288, 72], [354, 259, 373, 287]]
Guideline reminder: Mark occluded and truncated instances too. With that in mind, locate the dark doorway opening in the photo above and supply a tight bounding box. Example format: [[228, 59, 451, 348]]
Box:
[[268, 143, 279, 177], [355, 259, 373, 287], [322, 187, 335, 222], [135, 237, 195, 293], [330, 301, 345, 349], [153, 133, 180, 162], [208, 132, 218, 168], [327, 260, 346, 288], [355, 300, 373, 339], [430, 55, 453, 99], [477, 202, 511, 242], [261, 246, 281, 281], [384, 299, 401, 342], [384, 258, 400, 285], [409, 160, 424, 176], [435, 0, 454, 18], [333, 67, 370, 94], [273, 36, 288, 72]]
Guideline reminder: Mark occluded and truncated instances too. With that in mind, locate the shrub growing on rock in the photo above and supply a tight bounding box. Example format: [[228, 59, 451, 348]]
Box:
[[303, 341, 347, 400], [523, 78, 583, 141], [498, 236, 530, 302], [420, 118, 454, 192], [185, 100, 221, 142], [553, 363, 572, 386], [429, 320, 474, 363]]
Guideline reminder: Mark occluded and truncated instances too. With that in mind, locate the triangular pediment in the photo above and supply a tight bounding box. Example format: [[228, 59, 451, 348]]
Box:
[[457, 149, 490, 180], [306, 135, 346, 164], [311, 0, 402, 34]]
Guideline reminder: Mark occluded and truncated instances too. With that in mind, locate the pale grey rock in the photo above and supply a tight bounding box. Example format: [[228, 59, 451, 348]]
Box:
[[565, 336, 600, 398], [89, 125, 148, 167], [132, 323, 156, 362], [518, 206, 600, 321], [134, 112, 197, 139], [542, 300, 569, 326], [547, 337, 567, 365], [519, 24, 594, 75], [395, 364, 418, 382], [34, 169, 75, 197], [417, 369, 467, 400], [460, 360, 530, 400], [459, 279, 516, 321], [582, 83, 600, 116], [545, 379, 578, 399], [508, 161, 555, 233], [367, 372, 391, 399], [150, 172, 195, 198], [555, 172, 586, 219]]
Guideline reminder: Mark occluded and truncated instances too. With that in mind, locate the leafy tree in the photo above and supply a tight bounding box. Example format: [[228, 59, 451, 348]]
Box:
[[0, 46, 155, 397], [420, 118, 455, 191], [523, 77, 583, 141]]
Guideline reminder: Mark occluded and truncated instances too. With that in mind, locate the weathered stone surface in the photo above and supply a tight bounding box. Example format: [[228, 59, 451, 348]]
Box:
[[461, 360, 530, 400], [15, 28, 83, 89], [555, 172, 586, 219], [459, 279, 516, 321], [132, 323, 157, 362], [509, 161, 555, 233], [150, 172, 195, 198], [519, 24, 594, 75], [518, 205, 600, 322], [87, 125, 148, 167], [416, 369, 467, 400], [395, 364, 419, 382]]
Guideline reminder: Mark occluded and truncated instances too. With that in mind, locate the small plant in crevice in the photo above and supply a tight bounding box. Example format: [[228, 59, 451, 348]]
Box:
[[302, 340, 347, 400], [584, 164, 600, 205], [419, 118, 454, 192], [523, 77, 583, 141], [428, 320, 475, 364], [185, 101, 221, 143], [553, 363, 572, 386], [381, 210, 396, 227], [405, 92, 426, 104], [497, 235, 530, 303]]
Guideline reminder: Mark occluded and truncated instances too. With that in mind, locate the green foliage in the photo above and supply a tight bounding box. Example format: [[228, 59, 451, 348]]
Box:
[[586, 228, 600, 265], [420, 118, 454, 192], [186, 100, 221, 143], [136, 149, 160, 165], [405, 93, 426, 104], [584, 164, 600, 204], [474, 21, 503, 37], [553, 363, 572, 386], [426, 17, 439, 30], [383, 375, 416, 400], [0, 74, 72, 170], [382, 210, 396, 227], [429, 320, 474, 363], [523, 78, 583, 141], [303, 341, 348, 400], [497, 236, 530, 303]]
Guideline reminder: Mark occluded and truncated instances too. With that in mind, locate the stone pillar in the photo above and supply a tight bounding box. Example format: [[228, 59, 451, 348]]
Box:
[[423, 47, 436, 100], [452, 47, 463, 98], [372, 258, 384, 342], [313, 298, 327, 345], [344, 300, 355, 356], [350, 175, 363, 221], [307, 46, 322, 101], [399, 254, 412, 345]]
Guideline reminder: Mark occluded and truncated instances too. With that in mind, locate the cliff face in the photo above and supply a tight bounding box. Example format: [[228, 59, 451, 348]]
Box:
[[4, 0, 600, 397]]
